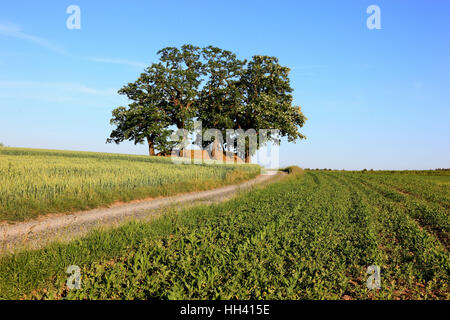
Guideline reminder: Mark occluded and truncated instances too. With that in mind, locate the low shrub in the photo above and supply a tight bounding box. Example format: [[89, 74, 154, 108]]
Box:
[[280, 165, 304, 175]]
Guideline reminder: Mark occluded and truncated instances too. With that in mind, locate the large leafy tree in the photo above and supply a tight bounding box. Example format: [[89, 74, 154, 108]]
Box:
[[106, 77, 174, 156], [107, 46, 307, 161], [236, 55, 307, 162], [107, 45, 203, 155], [154, 44, 203, 131], [196, 46, 246, 157]]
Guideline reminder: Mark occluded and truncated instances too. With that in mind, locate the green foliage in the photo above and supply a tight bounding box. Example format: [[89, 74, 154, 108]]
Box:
[[156, 45, 203, 131], [1, 170, 448, 300], [108, 45, 203, 155], [237, 55, 306, 146], [107, 83, 174, 155], [108, 45, 307, 159], [196, 46, 246, 151], [0, 147, 260, 221]]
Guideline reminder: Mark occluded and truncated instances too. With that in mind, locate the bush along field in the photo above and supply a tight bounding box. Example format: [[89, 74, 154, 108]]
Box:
[[0, 147, 260, 222], [0, 170, 448, 300]]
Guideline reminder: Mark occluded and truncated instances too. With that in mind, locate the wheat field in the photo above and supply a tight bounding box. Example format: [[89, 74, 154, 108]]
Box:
[[0, 147, 260, 221]]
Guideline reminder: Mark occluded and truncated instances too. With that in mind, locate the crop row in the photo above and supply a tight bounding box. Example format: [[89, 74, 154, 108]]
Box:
[[19, 171, 447, 299], [1, 170, 447, 299]]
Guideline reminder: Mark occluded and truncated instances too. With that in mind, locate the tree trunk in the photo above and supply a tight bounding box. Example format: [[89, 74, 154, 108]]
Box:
[[211, 139, 218, 159], [147, 137, 155, 156], [245, 148, 251, 163]]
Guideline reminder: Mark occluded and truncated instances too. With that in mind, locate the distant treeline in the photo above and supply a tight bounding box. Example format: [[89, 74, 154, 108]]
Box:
[[304, 168, 450, 175]]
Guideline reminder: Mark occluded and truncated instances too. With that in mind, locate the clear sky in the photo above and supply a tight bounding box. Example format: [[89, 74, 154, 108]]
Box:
[[1, 0, 449, 170]]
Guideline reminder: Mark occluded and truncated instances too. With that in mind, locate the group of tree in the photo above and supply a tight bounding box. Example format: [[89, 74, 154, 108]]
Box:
[[107, 44, 307, 162]]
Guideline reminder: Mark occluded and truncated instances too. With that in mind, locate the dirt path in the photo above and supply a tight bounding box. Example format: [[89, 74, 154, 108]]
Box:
[[0, 172, 284, 255]]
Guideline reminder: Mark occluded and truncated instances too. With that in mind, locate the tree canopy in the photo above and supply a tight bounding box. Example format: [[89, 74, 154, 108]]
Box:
[[107, 45, 307, 161]]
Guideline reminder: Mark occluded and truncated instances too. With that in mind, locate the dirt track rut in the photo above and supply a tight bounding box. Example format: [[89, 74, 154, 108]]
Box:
[[0, 172, 284, 255]]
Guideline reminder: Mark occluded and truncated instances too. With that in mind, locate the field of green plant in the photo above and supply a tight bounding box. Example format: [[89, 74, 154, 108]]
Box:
[[0, 147, 260, 221], [0, 170, 448, 300]]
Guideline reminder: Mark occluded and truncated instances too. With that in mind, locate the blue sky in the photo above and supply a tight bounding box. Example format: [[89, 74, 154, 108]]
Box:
[[0, 0, 449, 169]]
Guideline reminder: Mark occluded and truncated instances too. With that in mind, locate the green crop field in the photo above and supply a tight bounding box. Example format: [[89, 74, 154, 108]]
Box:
[[0, 147, 260, 221], [0, 170, 448, 300]]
